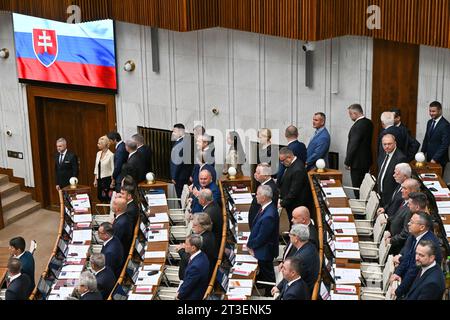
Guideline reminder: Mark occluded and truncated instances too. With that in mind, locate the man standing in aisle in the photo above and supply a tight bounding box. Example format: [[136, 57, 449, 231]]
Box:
[[55, 138, 78, 191]]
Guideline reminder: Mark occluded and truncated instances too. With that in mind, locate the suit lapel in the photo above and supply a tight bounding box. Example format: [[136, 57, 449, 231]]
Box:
[[408, 266, 433, 295]]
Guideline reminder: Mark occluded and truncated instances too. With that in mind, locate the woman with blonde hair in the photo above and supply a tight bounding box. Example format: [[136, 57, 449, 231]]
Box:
[[93, 135, 114, 202]]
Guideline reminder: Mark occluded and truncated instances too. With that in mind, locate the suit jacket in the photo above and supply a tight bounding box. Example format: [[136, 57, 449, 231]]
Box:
[[19, 251, 35, 294], [394, 231, 442, 298], [248, 179, 279, 230], [96, 266, 116, 300], [378, 126, 407, 156], [306, 127, 331, 170], [398, 123, 420, 162], [101, 236, 124, 279], [345, 117, 374, 169], [125, 151, 146, 183], [277, 158, 312, 212], [282, 224, 318, 260], [191, 182, 221, 213], [377, 148, 407, 206], [137, 144, 152, 175], [277, 278, 310, 300], [80, 291, 103, 300], [421, 117, 450, 167], [170, 136, 193, 184], [246, 202, 279, 261], [387, 203, 411, 254], [113, 213, 133, 257], [383, 185, 404, 217], [5, 273, 31, 300], [291, 242, 320, 292], [112, 140, 129, 181], [126, 200, 139, 227], [203, 201, 223, 250], [277, 140, 307, 180], [405, 264, 446, 300], [55, 150, 78, 188], [177, 251, 210, 300], [191, 163, 217, 189]]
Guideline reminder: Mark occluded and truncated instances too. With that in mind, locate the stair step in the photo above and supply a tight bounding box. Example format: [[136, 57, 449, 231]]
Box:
[[0, 182, 20, 198], [3, 201, 41, 226], [0, 174, 8, 186], [1, 191, 32, 211]]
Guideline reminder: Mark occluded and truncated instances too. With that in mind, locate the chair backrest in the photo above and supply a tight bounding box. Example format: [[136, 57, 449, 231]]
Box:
[[359, 174, 376, 201], [377, 237, 391, 265], [373, 214, 387, 244], [29, 240, 37, 255], [180, 185, 190, 209], [382, 255, 394, 293], [364, 191, 379, 221]]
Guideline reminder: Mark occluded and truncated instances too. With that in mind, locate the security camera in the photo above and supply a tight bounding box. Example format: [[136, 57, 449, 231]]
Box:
[[6, 130, 12, 137], [302, 42, 315, 52]]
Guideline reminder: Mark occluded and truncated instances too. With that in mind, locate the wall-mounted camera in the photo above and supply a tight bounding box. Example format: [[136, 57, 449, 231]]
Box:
[[302, 42, 315, 52], [6, 130, 12, 137]]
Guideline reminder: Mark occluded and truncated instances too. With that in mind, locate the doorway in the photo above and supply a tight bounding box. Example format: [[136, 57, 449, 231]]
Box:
[[27, 85, 116, 209]]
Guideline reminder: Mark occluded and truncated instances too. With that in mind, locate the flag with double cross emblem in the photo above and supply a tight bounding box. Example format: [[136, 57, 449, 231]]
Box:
[[32, 29, 58, 67]]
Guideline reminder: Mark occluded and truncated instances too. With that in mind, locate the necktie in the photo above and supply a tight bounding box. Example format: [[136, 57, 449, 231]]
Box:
[[59, 153, 63, 165], [378, 153, 390, 192], [279, 282, 289, 299], [430, 120, 437, 136]]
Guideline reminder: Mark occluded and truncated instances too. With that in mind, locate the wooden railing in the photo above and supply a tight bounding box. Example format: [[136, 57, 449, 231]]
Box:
[[0, 191, 4, 230]]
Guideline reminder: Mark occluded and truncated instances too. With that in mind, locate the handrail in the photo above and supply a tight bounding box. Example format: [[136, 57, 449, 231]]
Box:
[[307, 171, 324, 301], [203, 179, 228, 299], [0, 189, 4, 229]]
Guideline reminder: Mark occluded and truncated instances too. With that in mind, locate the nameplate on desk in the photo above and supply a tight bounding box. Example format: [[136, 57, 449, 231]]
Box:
[[128, 293, 153, 300], [335, 250, 361, 260], [334, 285, 357, 295], [420, 173, 437, 179], [149, 213, 169, 223], [437, 201, 450, 208], [332, 216, 350, 222], [334, 242, 359, 251], [235, 254, 257, 263], [135, 286, 154, 293], [147, 229, 168, 242], [73, 214, 92, 223], [144, 251, 166, 259], [329, 207, 352, 215], [322, 187, 346, 198]]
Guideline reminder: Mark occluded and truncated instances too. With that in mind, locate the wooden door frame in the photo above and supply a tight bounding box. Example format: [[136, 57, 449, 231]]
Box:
[[27, 85, 117, 206]]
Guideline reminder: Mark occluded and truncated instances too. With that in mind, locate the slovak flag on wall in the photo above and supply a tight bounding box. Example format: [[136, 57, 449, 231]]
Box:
[[13, 13, 117, 90]]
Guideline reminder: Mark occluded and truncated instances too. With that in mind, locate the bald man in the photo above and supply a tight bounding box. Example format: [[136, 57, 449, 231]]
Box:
[[112, 197, 133, 256], [190, 170, 221, 213]]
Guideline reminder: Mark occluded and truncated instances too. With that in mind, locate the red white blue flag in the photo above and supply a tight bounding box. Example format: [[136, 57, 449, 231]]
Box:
[[13, 13, 117, 90]]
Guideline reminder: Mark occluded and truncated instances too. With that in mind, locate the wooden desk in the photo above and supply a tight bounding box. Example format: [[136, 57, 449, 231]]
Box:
[[0, 247, 10, 286], [62, 185, 92, 195], [411, 161, 443, 177], [139, 181, 170, 198], [0, 268, 7, 287]]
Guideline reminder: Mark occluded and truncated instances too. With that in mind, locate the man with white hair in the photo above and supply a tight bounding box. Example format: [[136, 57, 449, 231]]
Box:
[[78, 271, 102, 300], [122, 139, 146, 184], [55, 137, 79, 190], [378, 111, 407, 156]]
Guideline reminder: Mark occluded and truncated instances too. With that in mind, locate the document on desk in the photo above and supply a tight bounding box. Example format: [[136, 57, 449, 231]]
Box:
[[72, 199, 91, 209], [141, 264, 162, 272], [437, 201, 450, 208], [334, 267, 361, 284], [420, 173, 437, 179], [235, 254, 258, 263], [227, 286, 252, 296], [334, 228, 357, 236], [236, 212, 249, 224], [71, 229, 92, 242], [135, 271, 161, 286], [67, 245, 90, 258], [232, 263, 258, 276], [229, 279, 254, 288], [333, 222, 356, 230], [73, 214, 92, 223], [322, 187, 347, 198], [134, 286, 154, 293], [329, 207, 352, 215], [149, 212, 169, 223], [233, 197, 253, 205], [334, 285, 358, 295], [58, 271, 82, 280], [128, 293, 153, 300], [144, 251, 166, 259], [335, 250, 361, 260], [76, 193, 90, 200], [334, 242, 359, 251], [61, 264, 84, 273], [147, 229, 169, 242], [423, 181, 442, 189], [50, 286, 76, 298], [148, 198, 168, 207], [438, 207, 450, 215], [330, 293, 359, 300]]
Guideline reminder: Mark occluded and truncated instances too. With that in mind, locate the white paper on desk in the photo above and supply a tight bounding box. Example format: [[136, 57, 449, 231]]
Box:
[[323, 187, 346, 198], [235, 254, 257, 263], [423, 181, 442, 189], [438, 207, 450, 215], [52, 286, 76, 298], [67, 245, 90, 258], [134, 286, 153, 293], [227, 295, 248, 300], [72, 199, 91, 209], [233, 198, 253, 205], [144, 251, 166, 259], [329, 207, 352, 215], [330, 293, 359, 300], [444, 225, 450, 233], [334, 242, 359, 251], [73, 214, 92, 223], [335, 250, 361, 260], [334, 267, 361, 284], [227, 287, 252, 296], [146, 193, 166, 199], [232, 193, 253, 199], [47, 294, 62, 301], [71, 229, 92, 242], [237, 232, 251, 245], [334, 228, 357, 236], [332, 216, 350, 222], [232, 263, 258, 275], [229, 279, 254, 288], [58, 271, 81, 280], [236, 212, 249, 224], [147, 229, 168, 242], [76, 193, 89, 200], [149, 212, 169, 223], [141, 264, 162, 272], [128, 293, 153, 300], [61, 264, 84, 273], [148, 198, 168, 206], [333, 222, 356, 230], [135, 272, 161, 286], [437, 201, 450, 208], [335, 237, 355, 243]]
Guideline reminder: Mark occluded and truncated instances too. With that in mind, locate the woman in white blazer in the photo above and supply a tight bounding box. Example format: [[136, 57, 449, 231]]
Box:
[[93, 135, 114, 202]]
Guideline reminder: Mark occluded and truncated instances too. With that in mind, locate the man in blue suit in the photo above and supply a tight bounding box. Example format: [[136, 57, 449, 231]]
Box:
[[273, 256, 310, 300], [277, 126, 307, 180], [99, 222, 124, 279], [5, 258, 31, 300], [247, 185, 279, 296], [107, 132, 129, 192], [9, 236, 35, 295], [191, 169, 221, 213], [421, 101, 450, 168], [112, 197, 133, 258], [191, 151, 217, 189], [405, 240, 445, 300], [177, 234, 210, 300], [390, 212, 442, 299], [91, 253, 116, 300], [170, 124, 194, 198], [306, 112, 330, 170]]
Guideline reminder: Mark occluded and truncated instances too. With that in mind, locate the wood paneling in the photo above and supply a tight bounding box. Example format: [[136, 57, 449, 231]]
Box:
[[372, 39, 420, 158], [1, 0, 449, 48]]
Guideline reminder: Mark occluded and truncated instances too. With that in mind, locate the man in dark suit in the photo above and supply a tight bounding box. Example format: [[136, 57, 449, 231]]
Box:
[[120, 185, 139, 227], [390, 212, 442, 299], [277, 147, 312, 223], [290, 206, 318, 250], [55, 138, 78, 190], [132, 133, 152, 175], [405, 240, 445, 300], [249, 163, 279, 230], [177, 234, 210, 300], [78, 271, 103, 300], [190, 169, 221, 213], [107, 131, 129, 192], [5, 258, 31, 300], [90, 253, 116, 300], [378, 112, 407, 156], [273, 256, 310, 300], [191, 156, 217, 189], [99, 222, 124, 278], [391, 108, 420, 162], [277, 126, 307, 180], [170, 124, 193, 198], [198, 189, 223, 250], [276, 224, 319, 294], [345, 104, 374, 198], [196, 134, 215, 167], [8, 236, 35, 295], [247, 185, 279, 296], [111, 197, 133, 258], [421, 101, 450, 168], [124, 139, 146, 184], [377, 134, 408, 206]]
